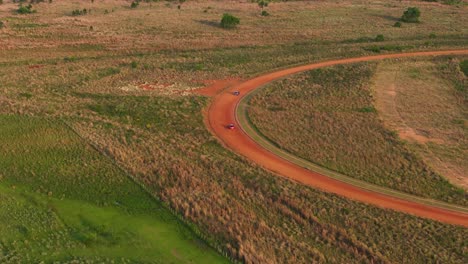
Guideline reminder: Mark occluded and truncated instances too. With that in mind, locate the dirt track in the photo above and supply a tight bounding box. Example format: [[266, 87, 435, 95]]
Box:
[[207, 50, 468, 227]]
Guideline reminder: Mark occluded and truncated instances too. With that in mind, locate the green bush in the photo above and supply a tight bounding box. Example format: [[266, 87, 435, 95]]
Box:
[[0, 21, 4, 29], [393, 21, 402, 28], [17, 4, 36, 14], [460, 60, 468, 77], [375, 34, 385, 42], [220, 13, 240, 29], [261, 10, 269, 16], [130, 1, 139, 8], [401, 7, 420, 23]]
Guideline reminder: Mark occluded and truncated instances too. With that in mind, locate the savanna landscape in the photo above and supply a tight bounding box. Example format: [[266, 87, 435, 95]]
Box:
[[0, 0, 467, 263]]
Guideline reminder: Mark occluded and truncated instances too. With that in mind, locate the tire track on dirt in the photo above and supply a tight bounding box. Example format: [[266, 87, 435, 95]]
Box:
[[207, 50, 468, 227]]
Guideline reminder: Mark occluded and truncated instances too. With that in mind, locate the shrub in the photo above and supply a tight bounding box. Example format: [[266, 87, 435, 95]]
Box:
[[17, 4, 36, 14], [72, 9, 88, 16], [0, 21, 4, 29], [460, 60, 468, 77], [429, 33, 436, 38], [130, 1, 139, 8], [393, 21, 401, 28], [401, 7, 420, 23], [258, 0, 269, 10], [375, 34, 384, 42], [220, 13, 240, 29], [258, 0, 270, 15]]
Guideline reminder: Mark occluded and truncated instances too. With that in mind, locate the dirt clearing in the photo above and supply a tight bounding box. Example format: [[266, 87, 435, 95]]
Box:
[[372, 59, 468, 190]]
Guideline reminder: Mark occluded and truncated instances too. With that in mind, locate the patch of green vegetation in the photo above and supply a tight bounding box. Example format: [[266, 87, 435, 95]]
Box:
[[96, 67, 121, 78], [17, 4, 36, 15], [86, 94, 206, 134], [357, 106, 376, 113], [71, 9, 88, 16], [401, 7, 421, 23], [364, 45, 404, 53], [220, 13, 240, 29], [460, 59, 468, 76], [18, 92, 33, 99], [0, 115, 226, 263], [11, 22, 48, 29]]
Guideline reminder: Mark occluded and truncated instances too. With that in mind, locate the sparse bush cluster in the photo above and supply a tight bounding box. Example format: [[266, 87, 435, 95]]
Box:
[[71, 8, 89, 16]]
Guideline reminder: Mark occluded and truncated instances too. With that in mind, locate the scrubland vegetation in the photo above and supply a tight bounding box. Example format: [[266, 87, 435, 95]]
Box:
[[247, 63, 466, 205], [371, 57, 468, 189], [0, 0, 467, 263]]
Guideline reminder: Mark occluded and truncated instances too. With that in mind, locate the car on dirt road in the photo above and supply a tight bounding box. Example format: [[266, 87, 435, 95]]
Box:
[[233, 91, 240, 96], [226, 123, 235, 129]]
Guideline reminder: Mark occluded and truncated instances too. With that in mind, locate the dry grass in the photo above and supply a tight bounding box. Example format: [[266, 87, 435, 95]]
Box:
[[64, 93, 468, 264], [247, 62, 466, 205], [0, 0, 466, 51], [0, 0, 467, 263], [372, 57, 468, 189]]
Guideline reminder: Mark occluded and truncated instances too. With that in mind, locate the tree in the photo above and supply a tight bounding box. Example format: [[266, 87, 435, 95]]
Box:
[[401, 7, 421, 23], [130, 1, 139, 8], [257, 0, 270, 16], [220, 13, 240, 29], [258, 0, 269, 10]]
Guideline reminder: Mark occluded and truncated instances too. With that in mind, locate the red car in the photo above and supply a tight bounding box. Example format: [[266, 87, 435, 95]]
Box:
[[226, 123, 235, 129]]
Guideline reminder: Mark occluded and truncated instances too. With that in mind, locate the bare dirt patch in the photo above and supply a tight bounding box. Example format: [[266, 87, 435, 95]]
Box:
[[372, 59, 468, 189], [192, 78, 241, 97]]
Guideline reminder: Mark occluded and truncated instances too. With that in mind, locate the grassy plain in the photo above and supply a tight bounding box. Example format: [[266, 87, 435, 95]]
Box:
[[0, 0, 467, 263], [0, 115, 226, 263], [247, 62, 466, 205]]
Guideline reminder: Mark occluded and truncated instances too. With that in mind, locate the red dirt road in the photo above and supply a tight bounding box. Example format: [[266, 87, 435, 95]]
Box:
[[207, 50, 468, 227]]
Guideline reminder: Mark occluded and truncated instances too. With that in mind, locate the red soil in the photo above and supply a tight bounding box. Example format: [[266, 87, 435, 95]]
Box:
[[28, 64, 45, 69], [192, 79, 241, 96], [207, 50, 468, 227]]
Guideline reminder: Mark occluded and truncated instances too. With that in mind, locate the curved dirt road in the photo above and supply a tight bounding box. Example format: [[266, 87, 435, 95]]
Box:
[[207, 50, 468, 227]]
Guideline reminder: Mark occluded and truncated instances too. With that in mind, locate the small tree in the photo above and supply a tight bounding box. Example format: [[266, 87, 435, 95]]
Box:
[[220, 13, 240, 29], [375, 34, 384, 42], [17, 4, 36, 14], [257, 0, 270, 16], [401, 7, 420, 23], [130, 1, 139, 8]]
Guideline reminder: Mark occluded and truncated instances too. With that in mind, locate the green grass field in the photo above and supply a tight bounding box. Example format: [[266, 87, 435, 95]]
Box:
[[0, 115, 226, 263]]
